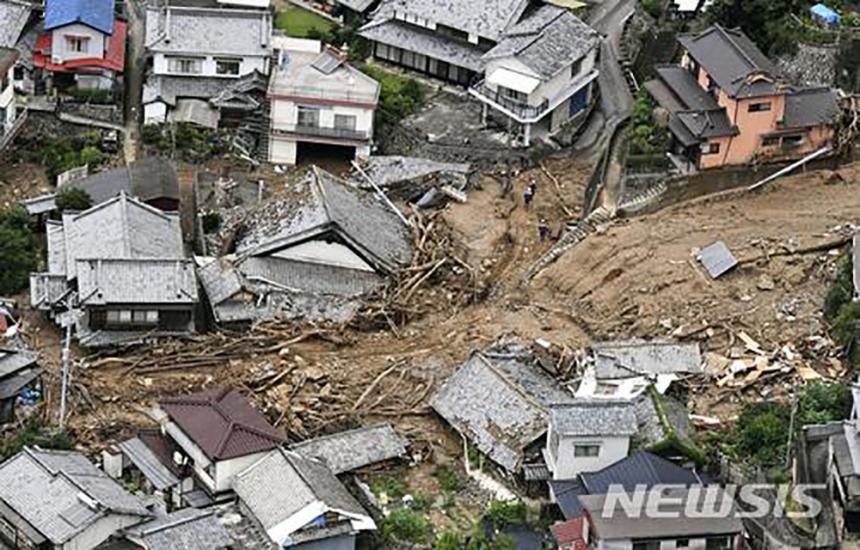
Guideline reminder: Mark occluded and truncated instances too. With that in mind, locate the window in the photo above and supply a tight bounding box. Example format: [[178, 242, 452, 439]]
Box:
[[748, 102, 772, 112], [132, 310, 159, 325], [783, 134, 805, 146], [573, 444, 601, 457], [632, 542, 660, 550], [65, 35, 89, 53], [701, 142, 720, 155], [167, 57, 203, 75], [106, 310, 132, 326], [677, 539, 690, 548], [215, 58, 241, 76], [762, 136, 780, 146], [297, 106, 320, 128], [334, 114, 357, 131], [705, 536, 732, 550], [499, 86, 527, 104]]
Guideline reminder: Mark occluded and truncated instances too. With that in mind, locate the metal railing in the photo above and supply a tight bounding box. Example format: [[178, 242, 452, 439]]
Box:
[[469, 80, 549, 119], [269, 84, 378, 104], [272, 123, 370, 141]]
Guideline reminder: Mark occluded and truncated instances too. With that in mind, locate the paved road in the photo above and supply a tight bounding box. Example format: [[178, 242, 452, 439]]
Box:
[[123, 0, 145, 163]]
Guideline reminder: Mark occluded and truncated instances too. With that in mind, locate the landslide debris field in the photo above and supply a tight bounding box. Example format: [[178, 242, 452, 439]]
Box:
[[21, 158, 860, 498]]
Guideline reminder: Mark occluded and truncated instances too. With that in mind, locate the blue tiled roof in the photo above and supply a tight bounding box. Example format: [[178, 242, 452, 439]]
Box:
[[580, 451, 702, 494], [45, 0, 115, 35]]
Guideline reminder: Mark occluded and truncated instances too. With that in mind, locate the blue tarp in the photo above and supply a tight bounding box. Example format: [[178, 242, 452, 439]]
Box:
[[44, 0, 115, 35], [811, 3, 841, 26]]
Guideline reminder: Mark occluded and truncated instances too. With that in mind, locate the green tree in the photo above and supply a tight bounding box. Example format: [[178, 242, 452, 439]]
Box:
[[381, 509, 432, 543], [0, 206, 36, 295], [706, 0, 806, 56], [55, 187, 92, 212], [435, 531, 464, 550], [825, 255, 854, 319], [486, 501, 527, 529], [733, 401, 791, 467], [798, 383, 852, 426]]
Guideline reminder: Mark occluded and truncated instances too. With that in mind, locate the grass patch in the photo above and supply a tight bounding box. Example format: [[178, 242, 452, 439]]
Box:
[[382, 509, 432, 544], [432, 465, 464, 493], [274, 6, 335, 38], [370, 474, 408, 499]]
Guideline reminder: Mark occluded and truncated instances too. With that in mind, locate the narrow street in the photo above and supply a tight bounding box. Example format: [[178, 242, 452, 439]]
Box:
[[123, 0, 145, 163]]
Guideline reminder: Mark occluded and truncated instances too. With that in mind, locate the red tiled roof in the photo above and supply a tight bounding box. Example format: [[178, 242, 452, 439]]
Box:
[[161, 387, 285, 461], [551, 518, 585, 548], [33, 19, 127, 73], [138, 428, 185, 477]]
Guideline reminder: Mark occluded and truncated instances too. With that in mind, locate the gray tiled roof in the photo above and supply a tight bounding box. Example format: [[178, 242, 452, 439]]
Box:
[[234, 448, 369, 537], [592, 340, 702, 379], [197, 258, 244, 306], [0, 347, 38, 380], [290, 424, 408, 474], [675, 109, 735, 139], [677, 25, 780, 98], [124, 508, 233, 550], [431, 346, 574, 472], [359, 19, 486, 72], [484, 6, 598, 79], [0, 447, 150, 545], [579, 487, 743, 539], [361, 156, 470, 188], [56, 193, 184, 281], [143, 74, 230, 107], [0, 0, 30, 49], [651, 65, 719, 112], [338, 0, 377, 13], [63, 157, 180, 205], [240, 167, 413, 273], [369, 0, 529, 42], [76, 258, 197, 306], [633, 391, 690, 447], [118, 437, 180, 491], [783, 87, 840, 128], [550, 400, 637, 437], [145, 4, 272, 58]]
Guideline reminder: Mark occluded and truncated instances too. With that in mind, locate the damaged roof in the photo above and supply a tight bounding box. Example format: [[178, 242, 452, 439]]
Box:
[[0, 347, 41, 400], [161, 387, 285, 461], [431, 345, 574, 472], [290, 424, 408, 474], [484, 5, 598, 79], [592, 340, 703, 379], [76, 258, 197, 305], [0, 447, 151, 545], [783, 87, 840, 128], [62, 157, 180, 206], [238, 167, 413, 273], [360, 156, 471, 188]]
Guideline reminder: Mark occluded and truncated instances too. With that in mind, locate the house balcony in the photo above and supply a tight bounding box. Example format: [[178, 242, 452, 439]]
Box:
[[271, 123, 371, 143], [268, 85, 379, 106], [469, 69, 600, 125]]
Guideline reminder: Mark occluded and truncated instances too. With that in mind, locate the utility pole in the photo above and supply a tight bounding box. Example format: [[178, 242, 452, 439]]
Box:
[[58, 322, 71, 429]]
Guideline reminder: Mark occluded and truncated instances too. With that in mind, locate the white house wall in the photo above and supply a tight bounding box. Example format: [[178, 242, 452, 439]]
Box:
[[152, 53, 269, 78], [270, 138, 297, 164], [1, 66, 15, 132], [214, 451, 270, 493], [270, 99, 375, 134], [552, 434, 630, 479], [51, 24, 107, 63], [144, 101, 168, 126]]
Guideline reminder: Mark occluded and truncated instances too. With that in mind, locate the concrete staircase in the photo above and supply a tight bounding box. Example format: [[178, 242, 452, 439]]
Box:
[[524, 205, 615, 282]]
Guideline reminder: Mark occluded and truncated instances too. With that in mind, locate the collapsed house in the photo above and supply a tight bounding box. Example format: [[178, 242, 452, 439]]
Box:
[[289, 424, 408, 474], [0, 346, 42, 424], [119, 508, 233, 550], [575, 340, 703, 398], [21, 156, 182, 218], [29, 193, 198, 348], [268, 38, 380, 165], [644, 24, 841, 171], [356, 155, 472, 205], [0, 446, 153, 549], [197, 167, 413, 324], [233, 448, 376, 548], [430, 344, 575, 474], [34, 0, 127, 92], [143, 0, 272, 130]]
